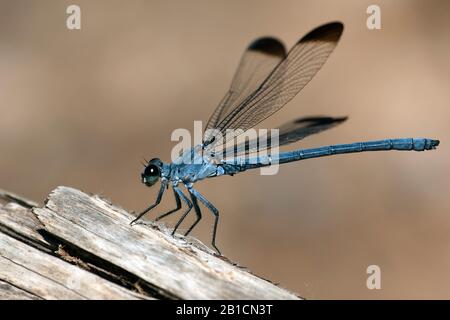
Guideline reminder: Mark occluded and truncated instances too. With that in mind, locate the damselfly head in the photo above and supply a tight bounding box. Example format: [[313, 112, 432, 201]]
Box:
[[141, 158, 162, 187]]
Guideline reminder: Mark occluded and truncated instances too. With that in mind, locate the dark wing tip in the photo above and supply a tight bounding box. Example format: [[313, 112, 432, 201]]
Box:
[[294, 116, 348, 126], [299, 21, 344, 44], [331, 115, 348, 123], [248, 37, 286, 58]]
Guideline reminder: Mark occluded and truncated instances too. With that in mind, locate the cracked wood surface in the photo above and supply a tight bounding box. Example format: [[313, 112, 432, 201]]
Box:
[[0, 186, 300, 300]]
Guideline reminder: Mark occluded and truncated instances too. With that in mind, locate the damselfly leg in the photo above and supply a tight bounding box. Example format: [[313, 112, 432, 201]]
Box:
[[189, 187, 221, 255], [171, 186, 192, 235], [130, 180, 167, 225], [184, 192, 202, 237], [155, 187, 182, 221]]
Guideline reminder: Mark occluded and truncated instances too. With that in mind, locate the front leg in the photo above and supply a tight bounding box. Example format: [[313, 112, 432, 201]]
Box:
[[130, 179, 167, 225]]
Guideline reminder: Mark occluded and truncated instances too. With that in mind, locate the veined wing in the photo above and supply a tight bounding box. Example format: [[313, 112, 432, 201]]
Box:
[[222, 116, 347, 157], [204, 22, 344, 150], [205, 37, 286, 132]]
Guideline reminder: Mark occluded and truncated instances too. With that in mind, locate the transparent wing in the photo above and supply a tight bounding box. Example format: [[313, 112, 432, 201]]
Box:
[[204, 22, 344, 151], [205, 37, 286, 131], [223, 116, 347, 157]]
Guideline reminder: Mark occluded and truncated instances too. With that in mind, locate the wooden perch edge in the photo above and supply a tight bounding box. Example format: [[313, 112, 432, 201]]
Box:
[[0, 186, 301, 300]]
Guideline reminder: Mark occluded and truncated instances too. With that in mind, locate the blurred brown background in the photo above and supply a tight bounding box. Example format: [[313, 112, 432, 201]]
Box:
[[0, 0, 449, 299]]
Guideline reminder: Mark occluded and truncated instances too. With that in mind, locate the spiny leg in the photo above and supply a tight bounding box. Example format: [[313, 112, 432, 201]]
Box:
[[155, 187, 182, 221], [130, 180, 167, 225], [189, 187, 221, 255], [184, 191, 202, 237], [171, 186, 192, 236]]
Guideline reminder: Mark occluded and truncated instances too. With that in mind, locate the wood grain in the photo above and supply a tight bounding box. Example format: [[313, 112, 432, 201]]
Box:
[[0, 186, 300, 300]]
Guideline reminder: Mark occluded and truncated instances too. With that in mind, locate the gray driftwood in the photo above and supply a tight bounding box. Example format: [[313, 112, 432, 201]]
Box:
[[0, 186, 300, 300]]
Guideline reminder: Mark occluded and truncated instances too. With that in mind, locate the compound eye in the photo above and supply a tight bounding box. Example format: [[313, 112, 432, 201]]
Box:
[[144, 164, 159, 177], [142, 164, 160, 186]]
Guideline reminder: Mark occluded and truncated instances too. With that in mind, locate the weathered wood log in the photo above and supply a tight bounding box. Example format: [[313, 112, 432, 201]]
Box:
[[0, 186, 300, 300]]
